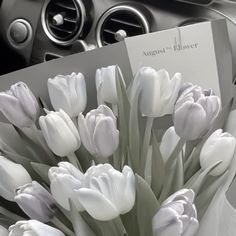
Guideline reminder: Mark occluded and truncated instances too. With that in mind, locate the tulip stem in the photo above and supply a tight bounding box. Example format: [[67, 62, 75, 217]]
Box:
[[0, 206, 25, 222], [67, 153, 82, 171], [51, 217, 75, 236], [140, 117, 154, 176]]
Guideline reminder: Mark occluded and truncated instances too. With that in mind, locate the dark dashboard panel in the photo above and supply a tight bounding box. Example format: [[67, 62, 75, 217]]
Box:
[[1, 0, 236, 77]]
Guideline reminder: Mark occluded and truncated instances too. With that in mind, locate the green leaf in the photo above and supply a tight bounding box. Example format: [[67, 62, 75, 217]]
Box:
[[69, 199, 96, 236], [172, 154, 184, 193], [136, 174, 160, 236], [195, 172, 228, 220], [151, 133, 165, 199], [31, 162, 51, 185], [185, 161, 222, 196], [165, 138, 186, 170], [115, 66, 130, 155], [158, 167, 175, 203], [129, 79, 141, 172]]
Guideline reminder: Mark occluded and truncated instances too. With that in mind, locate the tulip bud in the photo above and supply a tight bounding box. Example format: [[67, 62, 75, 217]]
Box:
[[77, 104, 119, 159], [152, 189, 199, 236], [0, 82, 39, 127], [15, 181, 57, 222], [134, 67, 182, 117], [39, 109, 81, 157], [200, 129, 236, 176], [160, 126, 181, 162], [0, 156, 32, 201], [48, 72, 87, 118], [9, 220, 65, 236], [95, 65, 126, 104], [48, 162, 84, 211], [0, 225, 9, 236], [73, 164, 135, 221], [174, 85, 221, 140]]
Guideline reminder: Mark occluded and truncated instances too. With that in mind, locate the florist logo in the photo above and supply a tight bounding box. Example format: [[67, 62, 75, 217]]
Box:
[[142, 37, 199, 57]]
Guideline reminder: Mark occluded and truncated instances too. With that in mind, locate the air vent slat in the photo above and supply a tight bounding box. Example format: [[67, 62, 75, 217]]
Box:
[[97, 6, 149, 47], [44, 0, 85, 44], [103, 29, 116, 35], [54, 2, 76, 11], [110, 18, 143, 29], [64, 17, 77, 24], [49, 23, 73, 34]]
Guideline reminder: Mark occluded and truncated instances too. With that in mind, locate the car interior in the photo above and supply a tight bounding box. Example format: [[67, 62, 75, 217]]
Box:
[[0, 0, 236, 79]]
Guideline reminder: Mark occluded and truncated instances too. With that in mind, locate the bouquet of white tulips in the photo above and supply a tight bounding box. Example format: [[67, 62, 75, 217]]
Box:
[[0, 65, 235, 236]]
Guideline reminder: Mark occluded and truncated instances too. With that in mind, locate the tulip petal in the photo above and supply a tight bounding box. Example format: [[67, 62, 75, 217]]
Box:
[[0, 93, 34, 127], [93, 117, 119, 158], [50, 173, 82, 211], [10, 82, 39, 120], [75, 188, 119, 221], [174, 101, 207, 140], [73, 73, 87, 116], [15, 193, 53, 222], [160, 127, 180, 162], [182, 218, 199, 236], [77, 113, 95, 155], [0, 156, 32, 201], [97, 104, 117, 124], [48, 77, 72, 116], [58, 109, 81, 145]]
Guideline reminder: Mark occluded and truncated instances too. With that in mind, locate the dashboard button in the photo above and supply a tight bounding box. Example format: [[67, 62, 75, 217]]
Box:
[[9, 21, 28, 44]]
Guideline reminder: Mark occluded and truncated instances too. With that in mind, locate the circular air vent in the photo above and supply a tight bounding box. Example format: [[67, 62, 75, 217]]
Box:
[[42, 0, 86, 45], [96, 5, 150, 47]]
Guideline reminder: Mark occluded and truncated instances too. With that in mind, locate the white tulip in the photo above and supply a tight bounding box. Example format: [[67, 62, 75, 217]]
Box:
[[15, 181, 56, 222], [200, 129, 236, 176], [0, 82, 39, 127], [95, 65, 126, 104], [39, 109, 81, 157], [0, 156, 32, 201], [77, 105, 119, 159], [74, 164, 135, 221], [49, 162, 84, 211], [152, 189, 199, 236], [9, 220, 65, 236], [174, 85, 221, 140], [134, 67, 182, 117], [160, 126, 181, 162], [0, 225, 9, 236], [48, 72, 87, 118]]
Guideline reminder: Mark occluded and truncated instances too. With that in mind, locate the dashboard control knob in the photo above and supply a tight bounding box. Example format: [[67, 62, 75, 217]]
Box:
[[7, 19, 33, 47], [9, 21, 28, 44], [115, 29, 127, 42], [52, 14, 64, 26]]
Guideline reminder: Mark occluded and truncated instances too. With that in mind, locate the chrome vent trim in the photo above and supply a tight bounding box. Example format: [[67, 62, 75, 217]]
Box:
[[42, 0, 86, 46], [96, 5, 150, 47]]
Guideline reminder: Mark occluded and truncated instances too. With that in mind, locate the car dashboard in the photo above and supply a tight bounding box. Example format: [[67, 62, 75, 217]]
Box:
[[0, 0, 236, 78]]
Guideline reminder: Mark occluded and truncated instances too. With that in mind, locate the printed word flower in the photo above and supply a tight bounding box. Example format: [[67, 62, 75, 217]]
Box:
[[48, 72, 87, 118]]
